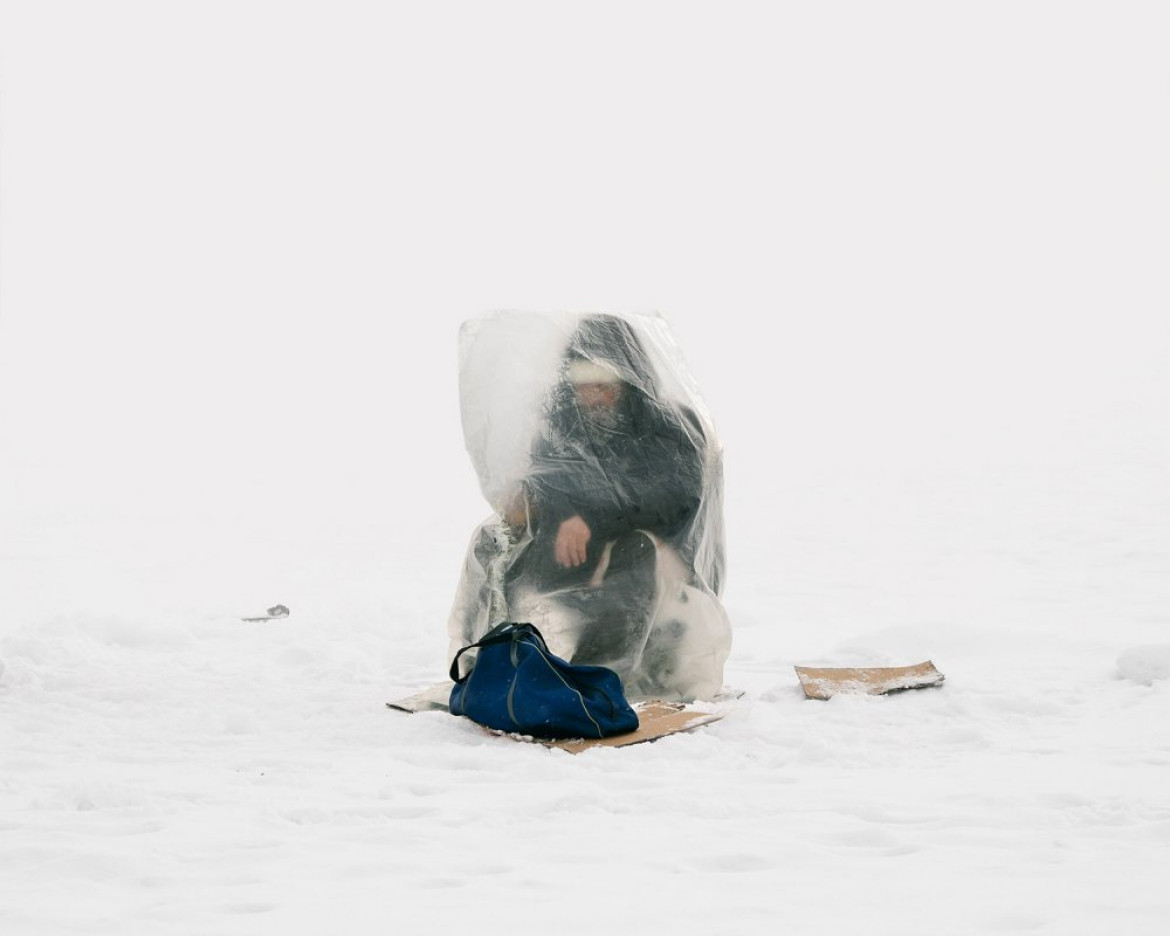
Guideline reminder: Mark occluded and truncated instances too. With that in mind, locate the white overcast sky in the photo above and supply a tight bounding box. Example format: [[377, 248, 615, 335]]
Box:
[[1, 2, 1167, 553]]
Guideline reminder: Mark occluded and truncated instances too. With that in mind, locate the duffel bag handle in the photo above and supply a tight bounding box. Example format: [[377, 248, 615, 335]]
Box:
[[449, 622, 547, 682]]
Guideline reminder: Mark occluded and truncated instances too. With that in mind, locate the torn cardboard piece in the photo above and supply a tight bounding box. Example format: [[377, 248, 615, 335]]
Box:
[[386, 682, 454, 713], [794, 661, 944, 700], [387, 684, 732, 751], [535, 701, 723, 754]]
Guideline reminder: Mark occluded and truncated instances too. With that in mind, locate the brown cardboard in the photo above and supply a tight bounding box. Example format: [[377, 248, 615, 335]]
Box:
[[794, 661, 944, 700], [387, 685, 728, 751], [534, 702, 723, 753], [386, 682, 454, 713]]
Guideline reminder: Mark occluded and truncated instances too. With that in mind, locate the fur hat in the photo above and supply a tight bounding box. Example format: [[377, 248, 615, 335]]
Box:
[[568, 358, 622, 385]]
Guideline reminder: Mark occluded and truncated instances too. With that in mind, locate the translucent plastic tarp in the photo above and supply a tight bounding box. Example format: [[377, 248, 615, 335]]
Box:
[[447, 311, 730, 702]]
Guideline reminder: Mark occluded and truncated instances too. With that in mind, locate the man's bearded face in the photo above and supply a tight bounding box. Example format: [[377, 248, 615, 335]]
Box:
[[575, 381, 624, 428]]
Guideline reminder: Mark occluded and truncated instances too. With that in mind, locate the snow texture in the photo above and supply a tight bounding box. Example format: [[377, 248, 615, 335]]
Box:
[[1117, 645, 1170, 686], [2, 2, 1169, 934]]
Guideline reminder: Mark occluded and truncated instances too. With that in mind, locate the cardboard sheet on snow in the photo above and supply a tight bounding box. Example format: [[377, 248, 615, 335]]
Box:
[[794, 661, 944, 700], [387, 684, 728, 752], [536, 702, 723, 753], [386, 682, 454, 713]]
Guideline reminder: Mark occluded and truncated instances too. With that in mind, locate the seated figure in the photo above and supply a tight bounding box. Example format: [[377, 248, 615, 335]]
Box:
[[448, 311, 730, 702]]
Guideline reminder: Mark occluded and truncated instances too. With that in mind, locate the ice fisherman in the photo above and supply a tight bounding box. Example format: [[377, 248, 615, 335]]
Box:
[[448, 312, 731, 702]]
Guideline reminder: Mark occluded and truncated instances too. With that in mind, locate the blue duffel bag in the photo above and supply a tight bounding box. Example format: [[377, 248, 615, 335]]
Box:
[[448, 622, 639, 739]]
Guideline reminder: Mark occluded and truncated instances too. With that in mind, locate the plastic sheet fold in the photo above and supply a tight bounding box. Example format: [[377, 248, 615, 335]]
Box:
[[447, 311, 730, 701]]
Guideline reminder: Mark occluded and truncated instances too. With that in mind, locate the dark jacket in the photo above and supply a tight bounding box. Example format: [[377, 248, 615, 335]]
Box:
[[521, 316, 706, 580]]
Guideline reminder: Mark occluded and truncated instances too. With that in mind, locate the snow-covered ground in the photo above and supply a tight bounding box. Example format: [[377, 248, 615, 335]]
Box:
[[2, 3, 1169, 933], [2, 454, 1169, 935]]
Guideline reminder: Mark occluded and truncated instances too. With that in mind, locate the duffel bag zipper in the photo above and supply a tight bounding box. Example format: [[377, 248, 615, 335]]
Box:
[[506, 636, 522, 727]]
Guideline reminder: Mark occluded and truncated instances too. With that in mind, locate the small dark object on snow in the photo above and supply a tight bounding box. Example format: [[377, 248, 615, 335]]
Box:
[[241, 604, 291, 622]]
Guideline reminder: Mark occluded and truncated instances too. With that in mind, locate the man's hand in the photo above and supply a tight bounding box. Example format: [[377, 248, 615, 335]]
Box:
[[555, 515, 592, 567]]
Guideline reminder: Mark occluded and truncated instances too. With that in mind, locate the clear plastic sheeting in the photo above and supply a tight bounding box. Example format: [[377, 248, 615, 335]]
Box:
[[448, 311, 731, 702]]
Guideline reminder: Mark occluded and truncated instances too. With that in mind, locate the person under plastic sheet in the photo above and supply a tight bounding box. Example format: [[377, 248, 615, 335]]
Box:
[[448, 312, 731, 702]]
